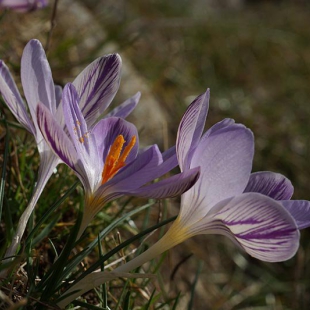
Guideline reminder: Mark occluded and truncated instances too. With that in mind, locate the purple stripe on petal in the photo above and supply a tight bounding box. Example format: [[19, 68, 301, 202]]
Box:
[[181, 124, 254, 221], [63, 84, 92, 154], [0, 61, 25, 108], [244, 171, 294, 200], [62, 84, 101, 192], [176, 90, 209, 171], [0, 61, 35, 134], [37, 103, 77, 169], [21, 39, 56, 122], [281, 200, 310, 229], [198, 193, 300, 262], [72, 54, 121, 127]]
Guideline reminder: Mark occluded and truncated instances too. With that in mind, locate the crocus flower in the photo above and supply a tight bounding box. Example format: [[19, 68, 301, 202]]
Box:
[[0, 39, 135, 259], [0, 0, 48, 12], [107, 90, 301, 271], [244, 171, 310, 230], [37, 83, 200, 238], [56, 90, 308, 308]]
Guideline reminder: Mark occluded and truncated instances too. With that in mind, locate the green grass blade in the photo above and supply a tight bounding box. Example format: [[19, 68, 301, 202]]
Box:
[[32, 214, 61, 246], [115, 279, 129, 310], [171, 292, 182, 310], [143, 289, 156, 310], [98, 235, 109, 309], [0, 115, 10, 223], [187, 260, 203, 310], [123, 290, 132, 310]]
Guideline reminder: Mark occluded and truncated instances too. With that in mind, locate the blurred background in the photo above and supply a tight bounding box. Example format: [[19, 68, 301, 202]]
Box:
[[1, 0, 310, 309]]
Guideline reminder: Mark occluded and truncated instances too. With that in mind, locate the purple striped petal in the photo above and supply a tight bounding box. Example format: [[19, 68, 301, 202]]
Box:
[[62, 84, 101, 192], [244, 171, 294, 200], [92, 117, 139, 165], [176, 90, 209, 171], [180, 124, 254, 223], [196, 193, 299, 262], [0, 61, 35, 134], [72, 54, 121, 127], [281, 200, 310, 229], [105, 92, 140, 119], [63, 84, 97, 157], [37, 103, 77, 169], [21, 40, 56, 122], [124, 167, 200, 199]]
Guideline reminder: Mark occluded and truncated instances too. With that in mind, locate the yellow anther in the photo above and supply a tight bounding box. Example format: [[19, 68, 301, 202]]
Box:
[[119, 136, 136, 164], [101, 135, 136, 184]]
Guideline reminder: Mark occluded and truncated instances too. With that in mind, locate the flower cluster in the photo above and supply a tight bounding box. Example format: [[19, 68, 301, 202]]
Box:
[[57, 90, 310, 307], [1, 39, 310, 308]]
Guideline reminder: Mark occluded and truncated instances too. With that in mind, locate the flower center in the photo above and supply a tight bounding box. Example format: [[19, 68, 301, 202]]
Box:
[[101, 135, 136, 184]]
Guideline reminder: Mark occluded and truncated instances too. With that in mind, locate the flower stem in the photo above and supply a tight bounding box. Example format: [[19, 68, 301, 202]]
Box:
[[114, 219, 188, 274], [1, 157, 58, 275]]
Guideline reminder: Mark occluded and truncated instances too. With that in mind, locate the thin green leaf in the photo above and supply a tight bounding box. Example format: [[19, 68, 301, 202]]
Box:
[[115, 279, 129, 310], [187, 260, 203, 310], [98, 235, 109, 309], [32, 215, 61, 246], [143, 289, 156, 310], [48, 238, 59, 261], [171, 292, 182, 310], [0, 113, 9, 223], [123, 290, 131, 310]]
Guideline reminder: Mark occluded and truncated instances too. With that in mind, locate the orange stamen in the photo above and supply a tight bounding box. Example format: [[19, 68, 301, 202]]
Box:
[[101, 135, 136, 184]]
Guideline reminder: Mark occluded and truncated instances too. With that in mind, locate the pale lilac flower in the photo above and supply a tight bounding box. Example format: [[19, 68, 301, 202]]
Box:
[[0, 39, 132, 258], [105, 90, 300, 276], [37, 83, 200, 238], [0, 0, 48, 12]]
